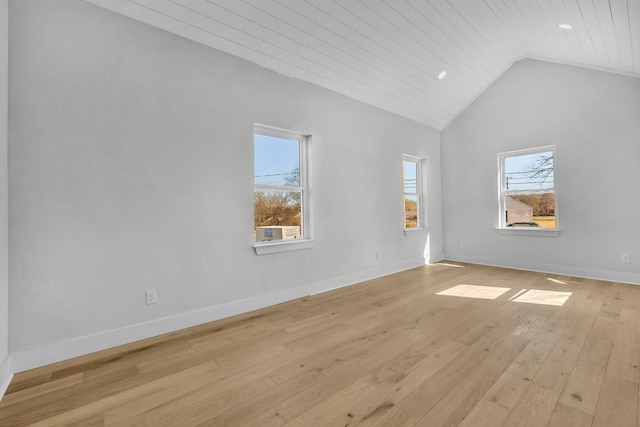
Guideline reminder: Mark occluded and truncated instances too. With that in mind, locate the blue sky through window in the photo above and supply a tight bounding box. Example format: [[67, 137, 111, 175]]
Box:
[[504, 151, 554, 191], [254, 134, 300, 187], [403, 160, 417, 193]]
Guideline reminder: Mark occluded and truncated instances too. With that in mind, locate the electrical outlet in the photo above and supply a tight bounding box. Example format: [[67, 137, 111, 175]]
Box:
[[621, 253, 631, 264], [145, 289, 158, 305]]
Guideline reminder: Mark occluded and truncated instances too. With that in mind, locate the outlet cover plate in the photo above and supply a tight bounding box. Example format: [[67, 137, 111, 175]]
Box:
[[145, 289, 158, 305]]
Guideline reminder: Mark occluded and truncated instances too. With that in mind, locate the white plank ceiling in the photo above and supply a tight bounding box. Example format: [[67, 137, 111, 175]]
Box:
[[87, 0, 640, 129]]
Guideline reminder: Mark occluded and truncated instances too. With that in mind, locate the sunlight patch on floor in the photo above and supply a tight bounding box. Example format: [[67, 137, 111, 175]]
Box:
[[436, 285, 572, 306], [546, 277, 568, 285], [435, 262, 466, 268], [436, 284, 511, 300], [511, 289, 572, 306]]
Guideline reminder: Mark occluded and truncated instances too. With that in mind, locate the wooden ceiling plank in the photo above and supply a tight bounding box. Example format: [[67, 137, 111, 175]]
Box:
[[277, 0, 470, 108], [335, 0, 479, 92], [590, 0, 624, 69], [398, 0, 498, 84], [574, 0, 615, 69], [353, 0, 488, 96], [323, 0, 476, 103], [445, 0, 524, 62], [528, 0, 576, 62], [495, 0, 549, 57], [558, 0, 601, 66], [628, 0, 640, 72], [609, 0, 636, 72]]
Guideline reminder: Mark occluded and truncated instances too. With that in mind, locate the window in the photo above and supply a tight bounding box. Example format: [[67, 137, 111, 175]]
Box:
[[402, 155, 423, 229], [254, 124, 309, 247], [498, 146, 557, 230]]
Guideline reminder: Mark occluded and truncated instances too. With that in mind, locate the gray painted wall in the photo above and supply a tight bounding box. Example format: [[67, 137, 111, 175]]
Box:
[[442, 59, 640, 284], [0, 0, 8, 364], [8, 0, 442, 353]]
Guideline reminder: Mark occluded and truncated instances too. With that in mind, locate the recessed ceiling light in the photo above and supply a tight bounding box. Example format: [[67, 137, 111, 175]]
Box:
[[438, 71, 447, 80], [558, 23, 573, 30]]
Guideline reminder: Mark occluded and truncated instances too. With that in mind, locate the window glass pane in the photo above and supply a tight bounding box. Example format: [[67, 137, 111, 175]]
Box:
[[504, 151, 554, 191], [505, 194, 556, 228], [403, 160, 417, 193], [404, 195, 419, 228], [254, 135, 299, 186], [503, 149, 555, 229], [254, 190, 301, 242]]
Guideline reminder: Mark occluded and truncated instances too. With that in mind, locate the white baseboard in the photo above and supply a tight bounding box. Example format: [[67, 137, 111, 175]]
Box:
[[445, 254, 640, 286], [10, 258, 426, 373], [309, 258, 426, 295], [429, 252, 445, 263], [0, 355, 12, 402]]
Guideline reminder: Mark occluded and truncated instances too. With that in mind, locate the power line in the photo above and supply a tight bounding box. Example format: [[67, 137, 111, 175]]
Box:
[[254, 172, 297, 178]]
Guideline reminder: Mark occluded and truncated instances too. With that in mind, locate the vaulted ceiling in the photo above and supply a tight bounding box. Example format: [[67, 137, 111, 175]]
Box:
[[87, 0, 640, 130]]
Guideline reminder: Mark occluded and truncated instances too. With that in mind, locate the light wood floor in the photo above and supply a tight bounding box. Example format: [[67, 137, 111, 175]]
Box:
[[1, 262, 639, 426]]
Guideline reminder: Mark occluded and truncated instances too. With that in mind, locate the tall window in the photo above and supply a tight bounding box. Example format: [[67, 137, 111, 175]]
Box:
[[403, 155, 423, 229], [254, 125, 308, 243], [499, 146, 557, 230]]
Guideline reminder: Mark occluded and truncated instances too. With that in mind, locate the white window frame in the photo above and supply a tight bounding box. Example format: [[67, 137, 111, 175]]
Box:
[[402, 154, 426, 235], [498, 145, 559, 235], [253, 124, 313, 255]]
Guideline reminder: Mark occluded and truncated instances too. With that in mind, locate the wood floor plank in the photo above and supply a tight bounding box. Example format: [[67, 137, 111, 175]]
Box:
[[533, 294, 603, 393], [418, 332, 532, 426], [138, 374, 279, 427], [503, 383, 559, 426], [282, 377, 375, 426], [592, 374, 638, 427], [340, 340, 468, 426], [558, 359, 605, 416], [548, 403, 593, 427], [484, 302, 570, 410], [0, 373, 84, 406], [607, 308, 640, 384], [11, 361, 219, 427], [211, 366, 322, 426], [458, 398, 510, 427], [374, 303, 536, 426], [1, 262, 639, 426], [579, 314, 617, 368], [368, 347, 425, 384], [271, 360, 368, 423]]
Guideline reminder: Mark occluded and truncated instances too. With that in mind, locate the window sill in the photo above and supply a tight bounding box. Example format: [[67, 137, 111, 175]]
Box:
[[404, 227, 428, 237], [254, 239, 315, 255], [497, 228, 560, 237]]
